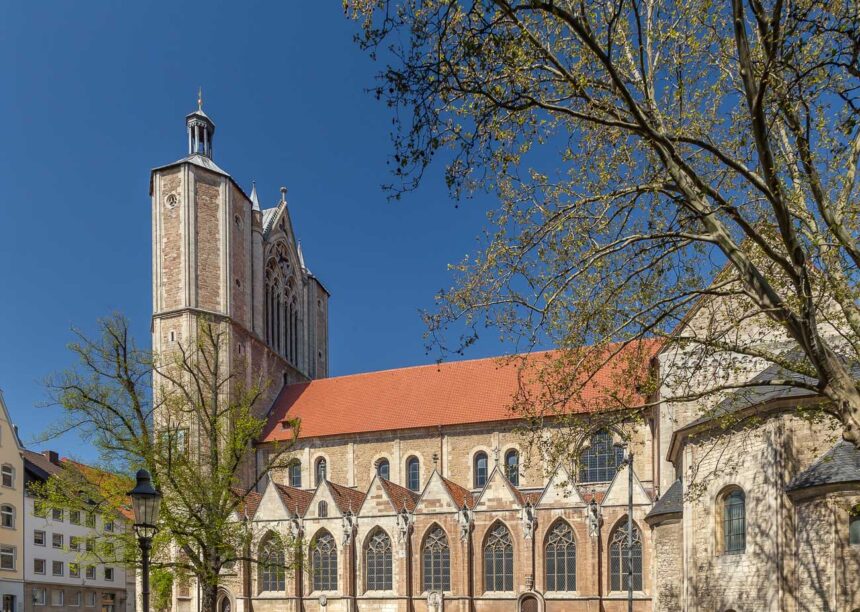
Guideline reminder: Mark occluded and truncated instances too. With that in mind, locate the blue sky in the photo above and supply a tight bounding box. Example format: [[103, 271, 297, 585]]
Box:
[[0, 2, 507, 461]]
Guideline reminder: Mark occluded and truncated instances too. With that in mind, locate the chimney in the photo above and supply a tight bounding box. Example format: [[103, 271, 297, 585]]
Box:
[[42, 450, 60, 465]]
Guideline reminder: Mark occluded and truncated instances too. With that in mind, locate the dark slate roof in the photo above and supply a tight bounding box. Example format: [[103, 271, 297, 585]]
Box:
[[646, 479, 683, 520], [787, 441, 860, 491], [682, 362, 820, 431]]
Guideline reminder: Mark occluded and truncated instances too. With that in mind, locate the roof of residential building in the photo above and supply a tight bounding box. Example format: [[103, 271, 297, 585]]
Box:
[[262, 341, 659, 442]]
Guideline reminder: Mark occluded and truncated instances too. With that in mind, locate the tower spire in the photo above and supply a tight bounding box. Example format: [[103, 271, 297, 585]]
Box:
[[186, 90, 215, 159]]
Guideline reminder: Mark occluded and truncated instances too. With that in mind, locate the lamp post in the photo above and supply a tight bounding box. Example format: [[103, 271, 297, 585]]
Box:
[[129, 469, 163, 612]]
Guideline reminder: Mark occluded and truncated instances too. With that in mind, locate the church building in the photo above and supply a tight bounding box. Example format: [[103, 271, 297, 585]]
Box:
[[150, 100, 860, 612]]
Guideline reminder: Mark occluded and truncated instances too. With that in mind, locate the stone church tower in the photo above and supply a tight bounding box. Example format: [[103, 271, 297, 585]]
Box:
[[149, 95, 329, 417]]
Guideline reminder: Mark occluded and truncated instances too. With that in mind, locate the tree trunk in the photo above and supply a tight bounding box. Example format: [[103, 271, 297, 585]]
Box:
[[823, 356, 860, 447], [200, 581, 219, 612]]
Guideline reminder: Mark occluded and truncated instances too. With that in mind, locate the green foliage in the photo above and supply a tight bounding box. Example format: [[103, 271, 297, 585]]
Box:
[[151, 568, 174, 612], [44, 314, 300, 612], [347, 0, 860, 460]]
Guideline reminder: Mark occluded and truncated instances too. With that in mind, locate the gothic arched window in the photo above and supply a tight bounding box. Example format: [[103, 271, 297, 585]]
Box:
[[474, 452, 488, 488], [579, 430, 625, 483], [720, 488, 746, 553], [311, 531, 338, 592], [609, 520, 642, 591], [545, 521, 576, 591], [422, 525, 450, 592], [406, 456, 420, 492], [505, 450, 520, 486], [376, 459, 390, 480], [289, 462, 302, 488], [364, 529, 393, 591], [483, 523, 513, 592], [315, 458, 327, 486], [258, 533, 285, 593]]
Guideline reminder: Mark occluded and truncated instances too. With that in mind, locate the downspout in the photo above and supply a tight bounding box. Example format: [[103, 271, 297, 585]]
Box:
[[405, 521, 414, 612], [351, 521, 358, 612], [296, 532, 304, 612], [467, 520, 475, 612], [597, 512, 604, 612]]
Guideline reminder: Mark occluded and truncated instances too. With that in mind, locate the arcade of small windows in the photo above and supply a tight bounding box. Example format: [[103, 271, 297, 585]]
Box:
[[288, 461, 302, 488], [376, 458, 390, 480], [505, 449, 520, 486], [264, 254, 300, 366], [258, 534, 285, 593], [406, 456, 420, 492], [579, 430, 626, 483], [311, 532, 338, 592], [422, 525, 451, 592], [609, 519, 643, 591], [364, 529, 393, 591], [315, 458, 327, 486], [483, 523, 514, 592], [474, 452, 488, 489]]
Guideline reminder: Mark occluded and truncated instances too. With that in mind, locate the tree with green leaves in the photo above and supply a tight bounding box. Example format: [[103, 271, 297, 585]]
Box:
[[43, 314, 299, 612], [346, 0, 860, 461]]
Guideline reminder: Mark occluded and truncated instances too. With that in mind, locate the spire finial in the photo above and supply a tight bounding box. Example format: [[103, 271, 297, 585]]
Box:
[[197, 86, 203, 111], [280, 186, 287, 203]]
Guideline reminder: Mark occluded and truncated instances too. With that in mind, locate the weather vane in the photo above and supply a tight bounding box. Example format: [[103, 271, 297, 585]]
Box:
[[197, 86, 203, 111]]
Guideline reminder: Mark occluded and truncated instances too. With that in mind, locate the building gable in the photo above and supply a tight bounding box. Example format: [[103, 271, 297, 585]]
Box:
[[254, 480, 291, 522], [601, 463, 652, 507], [474, 467, 522, 511], [537, 465, 584, 507], [415, 471, 460, 514], [305, 482, 341, 519], [358, 475, 396, 516]]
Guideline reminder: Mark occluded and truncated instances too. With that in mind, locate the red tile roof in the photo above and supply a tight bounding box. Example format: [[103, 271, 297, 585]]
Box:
[[261, 342, 658, 442], [233, 488, 262, 519], [327, 481, 366, 514], [274, 484, 314, 516], [380, 479, 420, 512], [440, 476, 475, 509]]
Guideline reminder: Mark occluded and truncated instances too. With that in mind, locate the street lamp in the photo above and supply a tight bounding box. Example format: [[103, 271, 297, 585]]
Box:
[[129, 469, 162, 612]]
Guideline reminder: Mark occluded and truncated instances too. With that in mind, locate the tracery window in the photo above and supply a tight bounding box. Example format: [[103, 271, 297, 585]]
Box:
[[422, 526, 450, 592], [505, 450, 520, 486], [545, 521, 576, 591], [258, 534, 285, 593], [376, 459, 390, 480], [609, 520, 642, 591], [474, 452, 488, 488], [311, 532, 338, 592], [721, 488, 746, 553], [406, 456, 420, 492], [364, 530, 393, 591], [483, 523, 513, 592], [579, 430, 625, 483]]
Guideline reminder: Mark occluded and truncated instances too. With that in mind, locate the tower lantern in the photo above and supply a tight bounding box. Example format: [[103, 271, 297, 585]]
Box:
[[186, 88, 215, 158]]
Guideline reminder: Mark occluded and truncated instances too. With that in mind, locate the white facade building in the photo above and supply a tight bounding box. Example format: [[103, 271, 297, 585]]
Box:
[[23, 451, 134, 612]]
